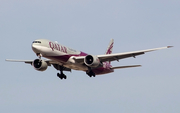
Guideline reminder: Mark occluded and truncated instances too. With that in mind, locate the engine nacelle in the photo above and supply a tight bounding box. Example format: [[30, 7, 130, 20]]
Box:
[[33, 59, 48, 71], [84, 55, 100, 67]]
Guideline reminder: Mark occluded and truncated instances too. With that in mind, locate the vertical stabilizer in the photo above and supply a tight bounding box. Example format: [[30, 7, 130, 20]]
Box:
[[105, 39, 114, 54], [105, 39, 114, 65]]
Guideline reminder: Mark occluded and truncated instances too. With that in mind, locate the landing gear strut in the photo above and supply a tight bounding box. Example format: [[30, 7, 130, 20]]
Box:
[[86, 67, 96, 77], [57, 66, 67, 80]]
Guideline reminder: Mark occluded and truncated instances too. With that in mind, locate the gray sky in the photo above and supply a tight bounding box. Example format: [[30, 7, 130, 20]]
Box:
[[1, 0, 180, 113]]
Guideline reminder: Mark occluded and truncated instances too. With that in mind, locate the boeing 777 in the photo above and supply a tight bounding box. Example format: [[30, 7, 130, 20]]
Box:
[[6, 39, 172, 79]]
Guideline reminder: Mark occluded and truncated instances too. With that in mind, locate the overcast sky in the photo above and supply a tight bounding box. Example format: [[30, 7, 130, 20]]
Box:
[[1, 0, 180, 113]]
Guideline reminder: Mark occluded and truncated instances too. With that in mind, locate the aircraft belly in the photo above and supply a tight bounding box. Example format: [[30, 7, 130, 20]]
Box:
[[64, 63, 87, 71]]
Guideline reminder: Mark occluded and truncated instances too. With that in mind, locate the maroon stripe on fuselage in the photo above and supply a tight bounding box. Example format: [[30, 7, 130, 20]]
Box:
[[44, 51, 88, 63]]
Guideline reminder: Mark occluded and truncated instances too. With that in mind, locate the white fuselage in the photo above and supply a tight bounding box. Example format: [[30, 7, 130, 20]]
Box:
[[32, 39, 89, 71], [32, 39, 114, 75]]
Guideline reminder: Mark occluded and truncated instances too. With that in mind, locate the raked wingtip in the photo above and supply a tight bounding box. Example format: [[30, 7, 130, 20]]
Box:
[[167, 46, 173, 48]]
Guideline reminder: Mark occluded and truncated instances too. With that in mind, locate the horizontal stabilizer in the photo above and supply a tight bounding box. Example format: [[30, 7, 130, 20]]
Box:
[[111, 65, 141, 69]]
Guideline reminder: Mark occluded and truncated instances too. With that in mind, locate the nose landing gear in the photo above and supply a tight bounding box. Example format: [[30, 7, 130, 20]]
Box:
[[36, 53, 42, 59]]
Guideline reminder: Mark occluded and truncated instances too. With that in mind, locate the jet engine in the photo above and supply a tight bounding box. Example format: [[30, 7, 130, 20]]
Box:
[[84, 55, 101, 67], [33, 59, 48, 71]]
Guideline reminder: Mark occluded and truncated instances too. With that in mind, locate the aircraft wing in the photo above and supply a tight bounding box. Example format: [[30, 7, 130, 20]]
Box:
[[98, 46, 172, 62], [6, 59, 71, 72], [74, 46, 172, 63], [5, 59, 34, 64], [6, 59, 57, 64]]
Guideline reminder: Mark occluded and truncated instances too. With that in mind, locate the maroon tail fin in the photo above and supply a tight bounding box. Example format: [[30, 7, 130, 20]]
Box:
[[105, 39, 114, 55], [105, 39, 114, 64]]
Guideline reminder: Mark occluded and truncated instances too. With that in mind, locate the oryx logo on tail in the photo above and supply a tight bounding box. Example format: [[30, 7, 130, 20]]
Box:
[[105, 39, 114, 64], [106, 39, 114, 55]]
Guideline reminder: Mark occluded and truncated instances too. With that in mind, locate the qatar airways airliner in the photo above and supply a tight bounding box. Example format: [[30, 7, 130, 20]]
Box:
[[6, 39, 172, 79]]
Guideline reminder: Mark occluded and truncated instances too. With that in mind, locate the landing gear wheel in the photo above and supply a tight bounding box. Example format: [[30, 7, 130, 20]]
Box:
[[57, 73, 61, 79], [88, 74, 92, 77], [63, 74, 67, 79], [56, 65, 68, 80], [86, 70, 96, 78], [57, 73, 67, 80]]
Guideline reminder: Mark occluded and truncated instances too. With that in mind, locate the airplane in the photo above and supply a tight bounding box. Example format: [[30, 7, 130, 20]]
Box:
[[6, 39, 172, 80]]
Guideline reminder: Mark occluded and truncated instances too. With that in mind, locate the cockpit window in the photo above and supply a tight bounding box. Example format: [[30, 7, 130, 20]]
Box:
[[33, 41, 41, 43]]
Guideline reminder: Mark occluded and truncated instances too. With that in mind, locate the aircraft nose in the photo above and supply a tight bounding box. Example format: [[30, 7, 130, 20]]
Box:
[[32, 44, 40, 53], [32, 40, 44, 54]]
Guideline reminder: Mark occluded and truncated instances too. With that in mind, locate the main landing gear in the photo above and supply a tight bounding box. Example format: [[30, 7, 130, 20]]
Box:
[[57, 66, 67, 80], [57, 72, 67, 79], [86, 67, 96, 77]]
